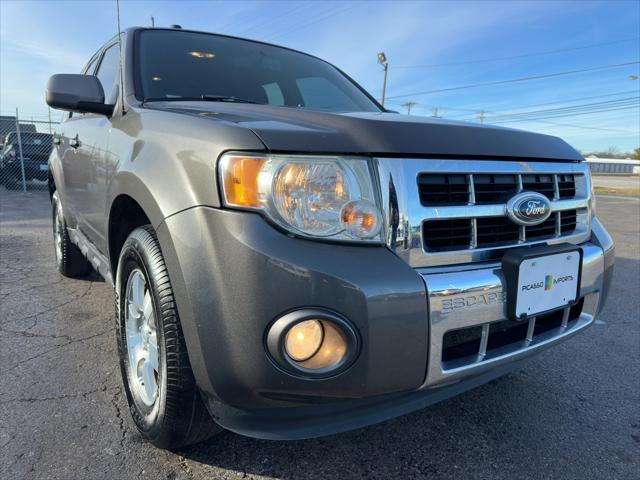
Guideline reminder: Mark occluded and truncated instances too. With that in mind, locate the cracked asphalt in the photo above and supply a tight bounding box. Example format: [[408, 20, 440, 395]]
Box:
[[1, 190, 638, 480]]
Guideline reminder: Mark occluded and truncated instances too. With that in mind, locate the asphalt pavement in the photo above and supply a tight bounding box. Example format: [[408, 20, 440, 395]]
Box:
[[1, 190, 638, 480]]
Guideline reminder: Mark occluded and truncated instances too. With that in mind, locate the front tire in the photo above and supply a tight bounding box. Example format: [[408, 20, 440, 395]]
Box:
[[116, 226, 221, 449], [52, 191, 92, 277]]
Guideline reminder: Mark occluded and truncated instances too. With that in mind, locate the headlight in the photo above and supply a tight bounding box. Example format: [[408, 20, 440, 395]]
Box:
[[219, 153, 383, 242]]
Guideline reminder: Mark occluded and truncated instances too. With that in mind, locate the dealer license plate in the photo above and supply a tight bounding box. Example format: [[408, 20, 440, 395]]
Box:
[[515, 251, 580, 318]]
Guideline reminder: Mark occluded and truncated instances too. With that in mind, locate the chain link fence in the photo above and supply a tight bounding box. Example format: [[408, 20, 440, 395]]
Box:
[[1, 110, 61, 192]]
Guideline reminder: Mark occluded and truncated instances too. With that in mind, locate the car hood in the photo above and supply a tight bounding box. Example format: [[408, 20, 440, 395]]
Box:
[[145, 102, 583, 161]]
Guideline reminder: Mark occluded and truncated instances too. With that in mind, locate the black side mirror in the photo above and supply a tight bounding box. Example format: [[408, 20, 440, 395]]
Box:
[[45, 74, 115, 116]]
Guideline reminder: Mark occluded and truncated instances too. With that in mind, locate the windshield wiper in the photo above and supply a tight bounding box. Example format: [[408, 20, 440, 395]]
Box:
[[143, 95, 262, 104], [200, 94, 261, 104]]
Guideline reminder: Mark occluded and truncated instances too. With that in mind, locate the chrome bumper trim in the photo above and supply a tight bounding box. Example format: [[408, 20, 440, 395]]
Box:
[[419, 239, 606, 388]]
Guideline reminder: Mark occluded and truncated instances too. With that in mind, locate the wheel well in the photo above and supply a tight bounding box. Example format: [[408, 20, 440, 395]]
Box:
[[108, 195, 151, 275]]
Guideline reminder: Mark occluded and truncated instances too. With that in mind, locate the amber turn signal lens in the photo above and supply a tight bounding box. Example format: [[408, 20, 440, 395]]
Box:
[[222, 156, 266, 207], [340, 200, 382, 239]]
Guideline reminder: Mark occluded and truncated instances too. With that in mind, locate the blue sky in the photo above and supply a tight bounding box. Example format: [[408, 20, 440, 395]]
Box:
[[1, 0, 638, 152]]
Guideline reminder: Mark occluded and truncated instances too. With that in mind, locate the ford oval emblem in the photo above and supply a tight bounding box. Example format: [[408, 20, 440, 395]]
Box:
[[506, 192, 552, 226]]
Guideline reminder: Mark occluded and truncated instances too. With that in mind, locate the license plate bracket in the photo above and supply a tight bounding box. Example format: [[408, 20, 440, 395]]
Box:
[[502, 243, 582, 321]]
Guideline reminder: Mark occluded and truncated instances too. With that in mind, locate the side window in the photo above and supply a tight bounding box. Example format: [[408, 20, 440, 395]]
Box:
[[83, 56, 99, 75], [296, 77, 360, 112], [71, 55, 100, 118], [95, 44, 121, 104]]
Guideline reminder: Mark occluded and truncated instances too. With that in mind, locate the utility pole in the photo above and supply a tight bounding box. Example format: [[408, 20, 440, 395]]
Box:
[[377, 52, 388, 107], [431, 107, 440, 118], [14, 109, 27, 192], [402, 101, 417, 115], [150, 15, 155, 27], [477, 111, 486, 124]]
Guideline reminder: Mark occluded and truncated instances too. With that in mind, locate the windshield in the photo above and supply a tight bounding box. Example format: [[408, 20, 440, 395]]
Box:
[[137, 30, 381, 113]]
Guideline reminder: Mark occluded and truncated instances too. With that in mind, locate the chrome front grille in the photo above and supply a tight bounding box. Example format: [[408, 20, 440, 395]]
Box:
[[375, 158, 592, 268], [418, 172, 576, 206], [423, 210, 578, 251]]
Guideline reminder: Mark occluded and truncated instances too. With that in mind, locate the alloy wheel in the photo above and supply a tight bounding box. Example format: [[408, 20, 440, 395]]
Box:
[[124, 269, 159, 408]]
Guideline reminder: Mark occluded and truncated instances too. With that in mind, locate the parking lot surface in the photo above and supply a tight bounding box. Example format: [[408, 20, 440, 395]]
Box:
[[1, 190, 638, 480]]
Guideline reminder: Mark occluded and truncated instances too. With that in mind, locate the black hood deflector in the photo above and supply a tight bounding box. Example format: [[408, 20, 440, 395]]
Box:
[[147, 102, 583, 161]]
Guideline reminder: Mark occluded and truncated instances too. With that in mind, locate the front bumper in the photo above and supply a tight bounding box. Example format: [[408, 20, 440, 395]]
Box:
[[157, 207, 613, 440]]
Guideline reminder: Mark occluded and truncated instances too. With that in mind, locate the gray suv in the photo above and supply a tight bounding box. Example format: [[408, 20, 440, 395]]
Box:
[[45, 27, 614, 449]]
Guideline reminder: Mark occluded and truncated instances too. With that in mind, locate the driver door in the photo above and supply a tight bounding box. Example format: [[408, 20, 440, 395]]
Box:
[[61, 42, 120, 254]]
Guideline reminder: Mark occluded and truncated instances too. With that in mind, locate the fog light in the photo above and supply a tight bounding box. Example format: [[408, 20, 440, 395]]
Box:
[[285, 320, 324, 361], [292, 320, 348, 370], [266, 310, 358, 377]]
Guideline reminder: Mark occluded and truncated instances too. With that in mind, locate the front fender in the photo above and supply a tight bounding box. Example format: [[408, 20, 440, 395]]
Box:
[[107, 171, 165, 230], [106, 107, 266, 225], [105, 105, 266, 270]]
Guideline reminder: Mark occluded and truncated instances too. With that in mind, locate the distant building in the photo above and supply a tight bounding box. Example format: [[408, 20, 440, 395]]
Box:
[[585, 155, 640, 174]]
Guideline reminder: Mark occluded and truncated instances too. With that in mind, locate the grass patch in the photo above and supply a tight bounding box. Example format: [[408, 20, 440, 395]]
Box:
[[594, 186, 640, 196]]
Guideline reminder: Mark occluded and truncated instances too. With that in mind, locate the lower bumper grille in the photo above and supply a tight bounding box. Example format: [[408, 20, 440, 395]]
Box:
[[442, 298, 584, 365], [418, 241, 604, 387]]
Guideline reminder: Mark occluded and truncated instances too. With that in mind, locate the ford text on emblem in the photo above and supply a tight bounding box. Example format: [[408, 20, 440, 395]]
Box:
[[506, 192, 552, 226]]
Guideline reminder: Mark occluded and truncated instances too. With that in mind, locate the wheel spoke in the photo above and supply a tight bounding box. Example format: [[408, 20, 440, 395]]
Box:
[[141, 360, 157, 402], [128, 302, 141, 321], [142, 292, 154, 326], [127, 332, 144, 351], [127, 333, 143, 380], [147, 336, 159, 371], [130, 273, 146, 313]]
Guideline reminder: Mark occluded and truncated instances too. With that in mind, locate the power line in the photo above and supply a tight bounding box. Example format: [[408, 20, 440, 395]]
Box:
[[450, 98, 638, 123], [234, 2, 312, 36], [385, 94, 639, 134], [433, 89, 640, 120], [385, 91, 640, 122], [387, 61, 640, 99], [391, 38, 639, 69], [491, 104, 639, 124], [478, 97, 640, 121], [265, 3, 357, 42], [216, 8, 264, 32], [498, 118, 638, 134], [385, 89, 639, 111], [454, 98, 639, 124]]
